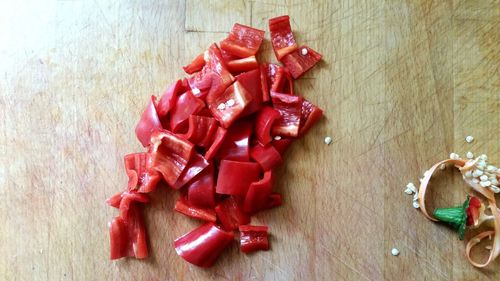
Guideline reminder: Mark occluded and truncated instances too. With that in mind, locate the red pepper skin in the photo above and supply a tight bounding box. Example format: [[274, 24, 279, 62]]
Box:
[[216, 160, 261, 196], [182, 115, 218, 148], [250, 144, 283, 171], [272, 138, 294, 155], [183, 53, 205, 74], [174, 196, 217, 222], [157, 80, 185, 120], [118, 191, 150, 222], [109, 204, 148, 260], [220, 48, 239, 63], [216, 119, 252, 161], [299, 98, 323, 136], [172, 153, 209, 189], [169, 91, 205, 134], [270, 92, 303, 137], [255, 106, 281, 145], [207, 81, 253, 128], [237, 69, 263, 116], [135, 96, 163, 147], [215, 196, 251, 231], [239, 225, 269, 253], [269, 15, 297, 60], [150, 130, 195, 186], [187, 164, 216, 208], [243, 170, 273, 214], [123, 152, 161, 193], [220, 23, 265, 57], [109, 216, 128, 259], [281, 45, 322, 79], [260, 64, 270, 102], [174, 222, 234, 267], [204, 126, 227, 160], [226, 56, 259, 74]]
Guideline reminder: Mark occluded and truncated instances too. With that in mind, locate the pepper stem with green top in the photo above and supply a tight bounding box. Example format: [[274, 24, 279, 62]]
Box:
[[432, 196, 470, 240]]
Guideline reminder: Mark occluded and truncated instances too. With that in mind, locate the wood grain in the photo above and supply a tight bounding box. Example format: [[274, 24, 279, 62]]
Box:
[[0, 0, 499, 280]]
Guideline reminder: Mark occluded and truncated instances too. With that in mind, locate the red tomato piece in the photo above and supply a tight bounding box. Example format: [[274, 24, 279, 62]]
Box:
[[216, 160, 261, 196], [207, 81, 253, 128], [215, 196, 251, 231], [250, 144, 283, 171], [183, 53, 205, 74], [123, 152, 161, 193], [174, 195, 217, 222], [237, 68, 263, 116], [226, 56, 259, 74], [109, 204, 148, 260], [187, 164, 216, 208], [204, 126, 228, 160], [174, 222, 234, 267], [243, 170, 273, 214], [172, 153, 209, 189], [169, 91, 205, 134], [281, 45, 322, 79], [270, 92, 303, 137], [269, 15, 298, 60], [135, 96, 163, 147], [216, 119, 252, 161], [239, 225, 269, 253], [299, 98, 323, 136], [255, 106, 281, 145], [220, 23, 265, 57]]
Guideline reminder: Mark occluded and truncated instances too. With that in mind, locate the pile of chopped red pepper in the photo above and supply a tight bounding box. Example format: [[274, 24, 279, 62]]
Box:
[[106, 15, 323, 267]]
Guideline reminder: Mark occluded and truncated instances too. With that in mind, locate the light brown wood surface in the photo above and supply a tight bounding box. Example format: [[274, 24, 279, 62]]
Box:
[[0, 1, 499, 280]]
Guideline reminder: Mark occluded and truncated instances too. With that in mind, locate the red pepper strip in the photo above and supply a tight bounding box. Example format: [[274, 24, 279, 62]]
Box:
[[226, 56, 259, 74], [187, 164, 216, 208], [239, 225, 269, 253], [169, 91, 205, 134], [215, 196, 251, 231], [106, 192, 123, 208], [205, 126, 227, 160], [106, 191, 150, 212], [269, 15, 298, 60], [255, 106, 281, 145], [174, 195, 217, 222], [260, 64, 270, 102], [172, 153, 209, 189], [207, 81, 253, 128], [220, 23, 265, 57], [216, 160, 261, 196], [174, 222, 234, 268], [183, 53, 205, 74], [182, 115, 218, 148], [270, 92, 303, 137], [216, 119, 252, 161], [299, 98, 323, 136], [135, 96, 163, 147], [250, 144, 283, 171], [123, 152, 161, 193], [157, 80, 185, 120], [237, 68, 263, 117], [150, 129, 195, 186], [243, 170, 273, 214], [109, 204, 148, 259], [281, 45, 322, 79], [272, 138, 293, 155], [119, 191, 150, 222]]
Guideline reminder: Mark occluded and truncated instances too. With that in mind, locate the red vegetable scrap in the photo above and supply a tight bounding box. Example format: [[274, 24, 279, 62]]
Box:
[[106, 15, 325, 267]]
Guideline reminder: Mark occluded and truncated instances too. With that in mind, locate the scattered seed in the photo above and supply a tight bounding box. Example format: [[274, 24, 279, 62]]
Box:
[[301, 48, 308, 55], [225, 99, 235, 107], [486, 165, 497, 172], [324, 136, 332, 145], [479, 154, 488, 161], [274, 136, 282, 140], [480, 175, 489, 181], [480, 181, 491, 187], [412, 201, 420, 209], [465, 135, 474, 143], [391, 248, 400, 256], [466, 151, 474, 159], [490, 186, 500, 193], [472, 169, 484, 177], [191, 88, 201, 95], [404, 182, 417, 195], [217, 103, 226, 110], [486, 245, 493, 250], [450, 153, 460, 160], [439, 164, 446, 170]]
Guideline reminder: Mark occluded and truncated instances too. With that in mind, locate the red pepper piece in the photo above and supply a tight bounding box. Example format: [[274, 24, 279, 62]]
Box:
[[260, 64, 270, 102], [174, 195, 217, 222], [269, 15, 298, 60], [299, 98, 323, 136], [135, 96, 163, 147], [255, 106, 281, 145], [123, 152, 161, 193], [150, 130, 195, 186], [281, 45, 322, 79], [226, 56, 259, 74], [109, 204, 148, 260], [272, 138, 293, 155], [216, 160, 261, 196], [207, 81, 253, 128], [183, 53, 205, 74], [205, 126, 227, 160], [250, 144, 283, 171], [169, 91, 205, 133], [187, 164, 216, 208], [157, 80, 185, 120], [466, 196, 482, 226], [239, 225, 269, 253], [216, 119, 252, 161], [172, 153, 210, 190], [220, 48, 239, 63], [265, 192, 282, 209], [118, 191, 150, 222], [243, 170, 273, 214], [174, 222, 234, 267], [237, 68, 263, 116], [215, 196, 251, 231], [182, 115, 218, 148], [106, 192, 123, 209], [220, 23, 265, 57], [270, 92, 303, 137]]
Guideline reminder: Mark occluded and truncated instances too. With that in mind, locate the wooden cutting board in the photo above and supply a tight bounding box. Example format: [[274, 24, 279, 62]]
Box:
[[0, 1, 499, 280]]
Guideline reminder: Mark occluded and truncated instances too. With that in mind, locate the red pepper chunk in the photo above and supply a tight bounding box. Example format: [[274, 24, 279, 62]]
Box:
[[135, 96, 163, 147], [216, 160, 261, 196], [216, 119, 252, 161], [157, 80, 185, 120], [123, 153, 161, 193], [255, 106, 281, 145], [271, 92, 303, 137], [269, 15, 298, 60], [220, 23, 265, 58], [215, 196, 251, 231], [169, 91, 205, 134], [183, 53, 205, 74], [109, 204, 148, 260], [237, 68, 263, 117], [174, 196, 217, 222], [272, 138, 294, 155], [226, 56, 259, 74], [260, 64, 270, 102], [239, 225, 269, 253], [182, 115, 218, 148], [150, 130, 195, 186], [174, 222, 234, 267], [187, 164, 216, 208], [243, 170, 273, 214], [172, 153, 209, 190], [299, 98, 323, 136], [250, 144, 283, 171], [281, 46, 322, 79], [207, 81, 253, 128], [204, 126, 227, 160]]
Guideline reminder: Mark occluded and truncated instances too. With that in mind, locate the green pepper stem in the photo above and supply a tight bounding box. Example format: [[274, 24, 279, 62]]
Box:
[[432, 197, 470, 240]]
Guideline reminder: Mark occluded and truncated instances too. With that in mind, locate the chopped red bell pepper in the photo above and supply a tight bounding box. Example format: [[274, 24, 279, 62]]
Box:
[[182, 115, 218, 148], [237, 68, 263, 116], [216, 119, 252, 161], [207, 81, 253, 128], [215, 196, 251, 231], [187, 164, 216, 208], [250, 144, 283, 171], [157, 80, 185, 120], [270, 92, 303, 137], [172, 153, 209, 189], [169, 91, 205, 133], [226, 56, 259, 74], [150, 130, 195, 186], [265, 192, 283, 210], [220, 23, 265, 57], [272, 138, 294, 155], [216, 160, 261, 196], [239, 225, 269, 253], [255, 106, 281, 145], [135, 96, 163, 147], [243, 170, 273, 214], [174, 222, 234, 267], [269, 15, 297, 60], [220, 48, 239, 63], [260, 64, 270, 102], [174, 195, 217, 222], [118, 191, 150, 222], [123, 152, 161, 193], [281, 45, 322, 79], [204, 126, 227, 160], [299, 98, 323, 136], [183, 53, 205, 74], [109, 204, 148, 260]]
